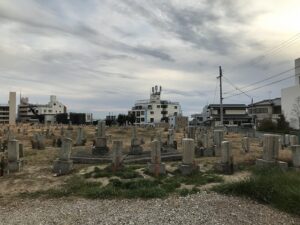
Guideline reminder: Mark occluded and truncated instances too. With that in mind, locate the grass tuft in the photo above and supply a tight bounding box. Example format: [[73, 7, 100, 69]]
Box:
[[212, 168, 300, 216]]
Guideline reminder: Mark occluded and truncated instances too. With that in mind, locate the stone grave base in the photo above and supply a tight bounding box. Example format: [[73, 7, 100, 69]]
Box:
[[129, 145, 143, 155], [214, 162, 234, 175], [71, 150, 182, 164], [256, 159, 288, 171], [8, 160, 23, 172], [53, 159, 73, 175], [92, 146, 109, 155], [147, 163, 166, 175], [195, 147, 214, 157], [178, 163, 199, 175]]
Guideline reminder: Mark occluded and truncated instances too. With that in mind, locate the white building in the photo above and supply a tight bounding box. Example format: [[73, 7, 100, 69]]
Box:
[[129, 85, 182, 125], [0, 92, 16, 125], [281, 58, 300, 129], [18, 95, 67, 123]]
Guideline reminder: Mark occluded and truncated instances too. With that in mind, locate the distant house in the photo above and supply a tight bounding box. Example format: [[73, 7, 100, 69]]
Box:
[[195, 104, 251, 126], [129, 85, 182, 125], [248, 98, 281, 126]]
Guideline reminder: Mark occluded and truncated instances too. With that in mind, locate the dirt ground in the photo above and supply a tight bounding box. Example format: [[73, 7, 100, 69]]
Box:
[[0, 124, 293, 199]]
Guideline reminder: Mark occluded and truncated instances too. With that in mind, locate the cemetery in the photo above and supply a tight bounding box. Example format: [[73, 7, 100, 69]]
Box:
[[1, 122, 300, 223]]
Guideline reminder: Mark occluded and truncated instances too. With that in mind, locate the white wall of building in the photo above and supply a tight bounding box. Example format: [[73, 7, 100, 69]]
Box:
[[281, 58, 300, 129], [9, 92, 16, 126]]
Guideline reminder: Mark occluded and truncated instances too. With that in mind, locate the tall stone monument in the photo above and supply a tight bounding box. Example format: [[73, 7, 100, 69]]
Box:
[[53, 137, 73, 175], [179, 138, 199, 175], [147, 140, 166, 175], [92, 120, 109, 155]]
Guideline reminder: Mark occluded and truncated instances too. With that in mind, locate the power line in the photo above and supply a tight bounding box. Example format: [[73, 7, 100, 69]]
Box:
[[224, 73, 298, 99], [224, 65, 300, 95], [223, 76, 252, 99]]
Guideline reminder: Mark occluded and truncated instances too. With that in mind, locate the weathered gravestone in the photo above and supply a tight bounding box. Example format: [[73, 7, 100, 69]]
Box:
[[291, 145, 300, 168], [179, 138, 199, 175], [256, 134, 287, 170], [147, 140, 166, 175], [8, 139, 22, 172], [215, 141, 234, 174], [129, 126, 143, 155], [92, 121, 109, 155], [111, 140, 123, 171], [53, 137, 73, 175], [213, 130, 224, 157]]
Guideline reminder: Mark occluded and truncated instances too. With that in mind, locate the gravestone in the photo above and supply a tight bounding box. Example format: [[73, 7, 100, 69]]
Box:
[[179, 138, 199, 175], [147, 140, 166, 175], [215, 141, 234, 174], [290, 135, 298, 146], [8, 139, 22, 172], [256, 134, 287, 169], [213, 130, 224, 156], [75, 127, 86, 146], [291, 145, 300, 168], [241, 137, 250, 153], [111, 140, 123, 171], [129, 126, 143, 155], [92, 121, 109, 155], [53, 137, 73, 175]]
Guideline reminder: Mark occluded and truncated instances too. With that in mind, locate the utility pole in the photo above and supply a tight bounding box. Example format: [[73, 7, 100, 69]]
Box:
[[217, 66, 223, 126]]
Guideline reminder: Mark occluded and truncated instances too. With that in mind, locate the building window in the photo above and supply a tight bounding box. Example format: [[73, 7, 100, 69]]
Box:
[[150, 118, 154, 123], [141, 118, 145, 122], [141, 111, 144, 115], [48, 110, 52, 113], [157, 105, 160, 108], [137, 111, 140, 117], [174, 106, 177, 109], [174, 112, 178, 116], [150, 111, 154, 114], [148, 105, 152, 110]]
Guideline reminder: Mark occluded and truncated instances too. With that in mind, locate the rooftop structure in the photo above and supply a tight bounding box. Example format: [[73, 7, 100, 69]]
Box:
[[129, 85, 182, 125]]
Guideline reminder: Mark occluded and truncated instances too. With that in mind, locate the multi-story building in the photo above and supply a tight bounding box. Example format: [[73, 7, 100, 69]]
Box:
[[129, 85, 182, 125], [248, 98, 281, 126], [0, 92, 16, 125], [194, 104, 251, 126], [281, 58, 300, 129], [18, 95, 67, 123]]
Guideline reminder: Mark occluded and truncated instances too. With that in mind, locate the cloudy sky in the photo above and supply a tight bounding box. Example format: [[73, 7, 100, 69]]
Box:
[[0, 0, 299, 118]]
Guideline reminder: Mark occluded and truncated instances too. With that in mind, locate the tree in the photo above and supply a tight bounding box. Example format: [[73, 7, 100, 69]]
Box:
[[127, 113, 136, 125], [257, 118, 276, 132], [117, 114, 127, 126], [276, 114, 290, 132]]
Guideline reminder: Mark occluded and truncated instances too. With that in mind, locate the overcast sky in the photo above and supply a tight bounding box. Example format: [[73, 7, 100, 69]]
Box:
[[0, 0, 299, 118]]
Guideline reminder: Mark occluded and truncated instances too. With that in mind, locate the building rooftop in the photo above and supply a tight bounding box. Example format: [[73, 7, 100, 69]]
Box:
[[207, 104, 247, 108], [248, 97, 281, 107]]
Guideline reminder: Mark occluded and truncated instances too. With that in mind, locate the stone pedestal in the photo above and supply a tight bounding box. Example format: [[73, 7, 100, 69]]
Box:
[[147, 163, 166, 175], [129, 138, 143, 155], [53, 159, 73, 174], [179, 138, 199, 175], [92, 137, 109, 155], [179, 163, 199, 175], [291, 145, 300, 168]]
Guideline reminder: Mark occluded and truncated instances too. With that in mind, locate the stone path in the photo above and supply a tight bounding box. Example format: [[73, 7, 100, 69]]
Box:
[[0, 192, 299, 225]]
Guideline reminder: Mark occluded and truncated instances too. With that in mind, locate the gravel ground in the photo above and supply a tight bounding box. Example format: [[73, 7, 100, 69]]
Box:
[[0, 192, 299, 225]]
